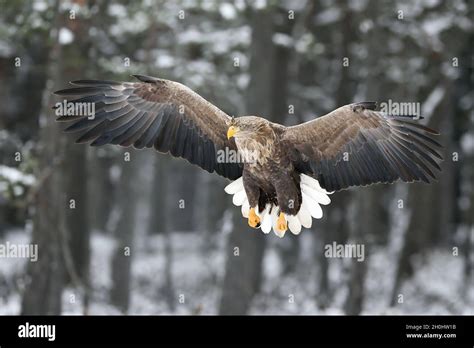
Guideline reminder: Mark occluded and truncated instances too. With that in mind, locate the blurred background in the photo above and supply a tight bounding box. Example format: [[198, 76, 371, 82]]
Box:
[[0, 0, 473, 315]]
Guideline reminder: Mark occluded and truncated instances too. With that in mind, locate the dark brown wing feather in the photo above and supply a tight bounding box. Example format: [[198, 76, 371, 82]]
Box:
[[54, 75, 242, 180], [281, 102, 443, 192]]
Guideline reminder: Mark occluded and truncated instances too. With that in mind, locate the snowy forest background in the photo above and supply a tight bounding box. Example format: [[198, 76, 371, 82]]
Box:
[[0, 0, 473, 315]]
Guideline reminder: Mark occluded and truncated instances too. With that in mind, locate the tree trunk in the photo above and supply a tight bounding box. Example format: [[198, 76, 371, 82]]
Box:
[[218, 7, 276, 314], [272, 6, 300, 275], [148, 156, 176, 311], [314, 0, 355, 309], [21, 0, 64, 314], [219, 210, 265, 314], [110, 150, 140, 312], [89, 150, 115, 233], [343, 191, 371, 314], [148, 156, 168, 235]]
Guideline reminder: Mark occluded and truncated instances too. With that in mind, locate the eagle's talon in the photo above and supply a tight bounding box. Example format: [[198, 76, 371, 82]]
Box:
[[276, 213, 287, 232], [248, 207, 260, 228]]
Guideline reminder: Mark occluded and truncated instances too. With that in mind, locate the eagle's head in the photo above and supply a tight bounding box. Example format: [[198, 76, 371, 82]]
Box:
[[227, 116, 273, 141], [227, 116, 275, 165]]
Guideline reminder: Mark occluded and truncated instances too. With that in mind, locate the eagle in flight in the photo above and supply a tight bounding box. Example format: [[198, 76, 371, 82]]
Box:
[[54, 75, 443, 237]]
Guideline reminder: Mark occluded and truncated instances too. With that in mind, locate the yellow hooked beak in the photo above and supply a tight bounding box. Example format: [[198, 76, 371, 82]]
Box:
[[227, 126, 239, 139]]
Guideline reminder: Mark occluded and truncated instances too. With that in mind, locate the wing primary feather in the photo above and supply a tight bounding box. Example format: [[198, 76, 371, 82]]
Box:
[[390, 136, 436, 180], [106, 112, 144, 145], [76, 120, 110, 143], [70, 80, 124, 86], [55, 76, 242, 180], [391, 119, 440, 135], [396, 126, 442, 148], [54, 87, 107, 96], [393, 134, 441, 171]]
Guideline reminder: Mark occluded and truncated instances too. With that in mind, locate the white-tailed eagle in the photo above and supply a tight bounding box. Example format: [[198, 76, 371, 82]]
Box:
[[54, 75, 443, 237]]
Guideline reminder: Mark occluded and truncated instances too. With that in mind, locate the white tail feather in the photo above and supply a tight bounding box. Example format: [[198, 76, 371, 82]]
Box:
[[301, 174, 333, 194], [261, 205, 272, 234], [241, 199, 250, 218], [297, 203, 312, 228], [287, 215, 302, 235], [224, 177, 244, 195], [302, 192, 323, 219], [224, 174, 331, 237], [232, 189, 247, 206], [301, 183, 331, 205]]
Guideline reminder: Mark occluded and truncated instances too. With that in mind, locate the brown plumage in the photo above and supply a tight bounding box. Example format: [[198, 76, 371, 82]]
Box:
[[282, 102, 443, 192], [54, 75, 443, 237], [55, 75, 242, 179]]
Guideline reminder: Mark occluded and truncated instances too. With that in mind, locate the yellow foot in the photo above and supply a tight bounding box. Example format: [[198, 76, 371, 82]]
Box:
[[277, 213, 287, 232], [248, 207, 261, 228]]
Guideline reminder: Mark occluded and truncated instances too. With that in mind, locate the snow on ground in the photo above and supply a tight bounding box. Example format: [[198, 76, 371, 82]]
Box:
[[0, 228, 472, 315], [0, 229, 31, 314]]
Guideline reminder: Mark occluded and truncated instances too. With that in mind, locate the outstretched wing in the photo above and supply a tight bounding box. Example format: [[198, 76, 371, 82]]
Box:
[[282, 102, 443, 192], [54, 75, 242, 180]]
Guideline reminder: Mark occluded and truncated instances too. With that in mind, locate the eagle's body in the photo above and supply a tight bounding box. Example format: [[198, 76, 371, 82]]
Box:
[[232, 119, 301, 214], [54, 75, 443, 237]]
